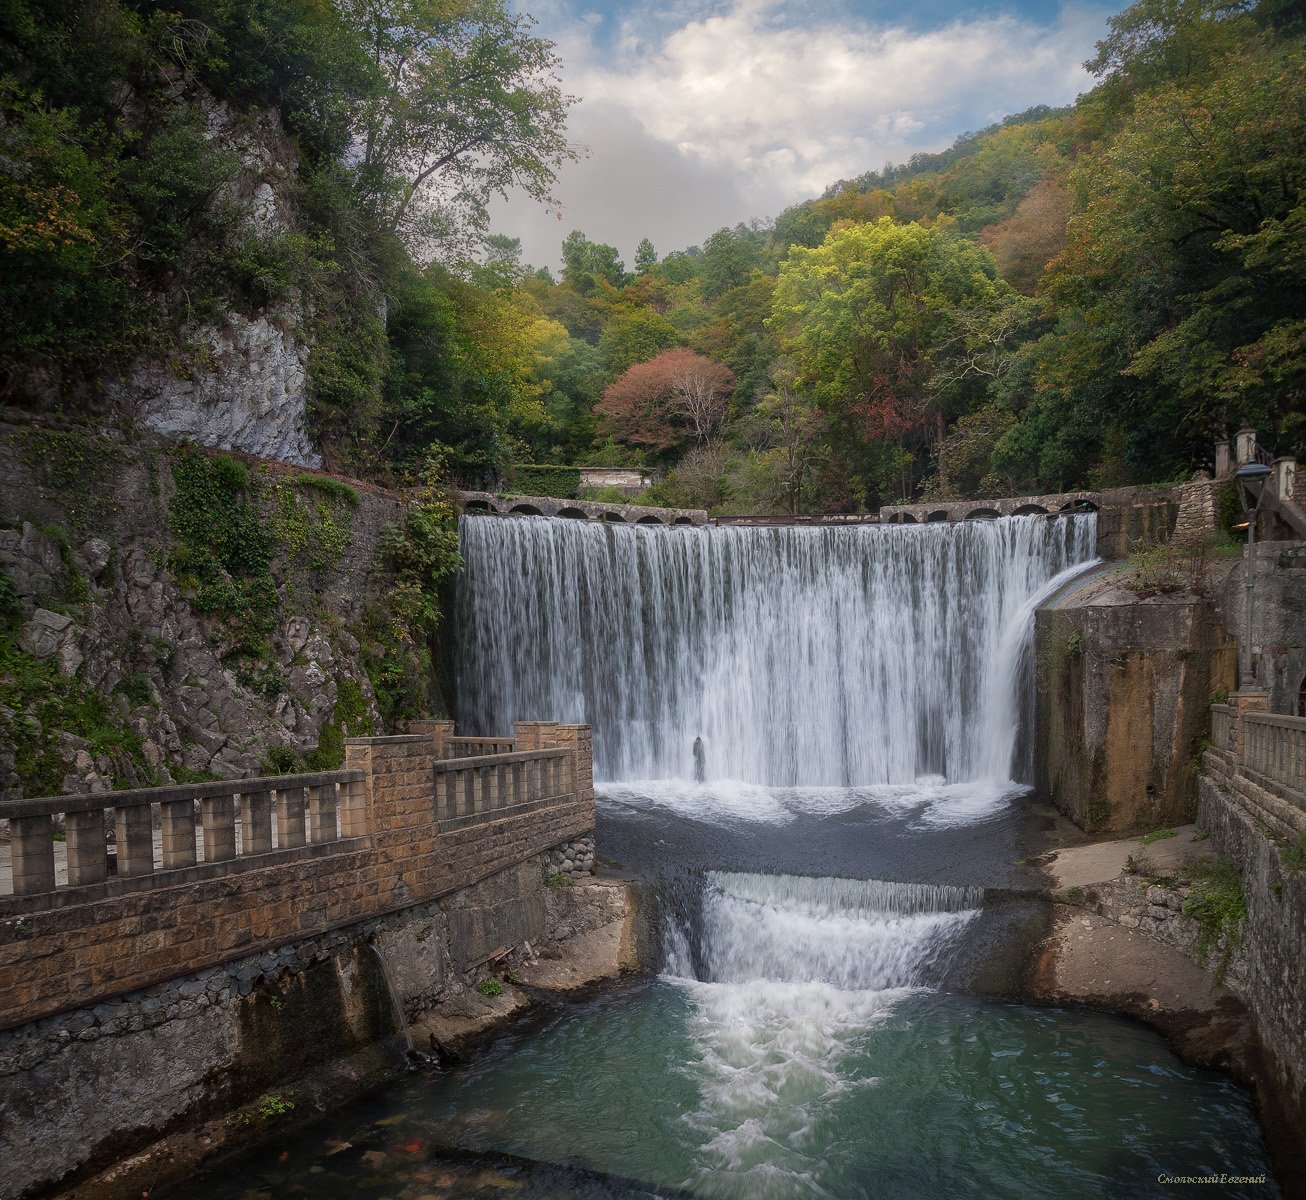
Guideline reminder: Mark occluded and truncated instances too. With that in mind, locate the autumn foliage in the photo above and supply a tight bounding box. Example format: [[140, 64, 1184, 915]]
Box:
[[596, 349, 735, 453]]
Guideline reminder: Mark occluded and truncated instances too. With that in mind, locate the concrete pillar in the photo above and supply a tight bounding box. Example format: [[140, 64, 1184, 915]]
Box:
[[339, 777, 368, 839], [114, 805, 154, 878], [1214, 439, 1232, 477], [1236, 425, 1257, 466], [276, 786, 307, 848], [513, 721, 559, 751], [1229, 688, 1269, 761], [551, 724, 595, 804], [1273, 456, 1296, 502], [11, 814, 56, 895], [202, 794, 236, 862], [65, 808, 107, 886], [160, 798, 197, 870], [242, 788, 273, 855], [308, 783, 338, 843]]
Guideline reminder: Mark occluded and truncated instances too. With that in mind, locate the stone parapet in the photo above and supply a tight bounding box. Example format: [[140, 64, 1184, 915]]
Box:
[[0, 727, 595, 1031]]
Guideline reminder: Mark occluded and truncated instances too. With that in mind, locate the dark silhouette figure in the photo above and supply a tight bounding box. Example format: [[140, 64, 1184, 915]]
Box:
[[693, 736, 706, 783]]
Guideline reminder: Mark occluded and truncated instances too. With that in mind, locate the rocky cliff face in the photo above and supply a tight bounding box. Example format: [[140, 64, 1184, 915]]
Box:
[[108, 99, 320, 467], [0, 419, 419, 800]]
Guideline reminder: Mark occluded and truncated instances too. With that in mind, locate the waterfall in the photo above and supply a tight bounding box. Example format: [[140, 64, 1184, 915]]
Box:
[[668, 872, 983, 989], [456, 514, 1096, 786]]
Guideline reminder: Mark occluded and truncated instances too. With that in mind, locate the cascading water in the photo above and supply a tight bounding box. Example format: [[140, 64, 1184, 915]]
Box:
[[664, 873, 984, 1197], [456, 515, 1096, 787]]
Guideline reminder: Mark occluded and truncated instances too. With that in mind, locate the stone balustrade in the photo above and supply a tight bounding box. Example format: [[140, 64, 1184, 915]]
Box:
[[1204, 698, 1305, 839], [1, 770, 366, 899], [434, 748, 572, 831], [1211, 704, 1234, 755], [447, 735, 517, 756], [1243, 713, 1306, 810], [0, 724, 594, 1031]]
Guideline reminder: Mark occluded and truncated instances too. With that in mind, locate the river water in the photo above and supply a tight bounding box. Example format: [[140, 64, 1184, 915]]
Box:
[[183, 515, 1278, 1198]]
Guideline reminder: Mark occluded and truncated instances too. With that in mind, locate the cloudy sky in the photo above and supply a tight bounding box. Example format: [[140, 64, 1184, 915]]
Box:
[[489, 0, 1121, 272]]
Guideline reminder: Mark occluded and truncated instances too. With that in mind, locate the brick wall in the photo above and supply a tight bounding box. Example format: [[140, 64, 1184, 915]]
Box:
[[0, 729, 593, 1031]]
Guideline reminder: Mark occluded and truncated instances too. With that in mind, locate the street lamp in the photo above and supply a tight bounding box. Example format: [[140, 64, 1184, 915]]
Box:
[[1234, 462, 1272, 688]]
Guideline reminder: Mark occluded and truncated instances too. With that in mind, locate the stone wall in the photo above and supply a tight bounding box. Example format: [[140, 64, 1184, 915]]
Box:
[[1223, 541, 1306, 708], [1035, 568, 1237, 832], [1198, 774, 1306, 1186], [0, 845, 631, 1200], [0, 730, 593, 1031]]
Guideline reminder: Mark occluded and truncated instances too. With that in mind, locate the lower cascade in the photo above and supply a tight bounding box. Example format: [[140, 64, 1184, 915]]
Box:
[[456, 514, 1097, 786]]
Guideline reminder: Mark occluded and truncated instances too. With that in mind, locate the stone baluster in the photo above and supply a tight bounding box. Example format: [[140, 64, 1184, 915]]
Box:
[[160, 797, 197, 870], [65, 808, 108, 886], [276, 786, 307, 849], [308, 783, 338, 843], [11, 815, 56, 896], [114, 803, 154, 878], [243, 788, 273, 855], [202, 794, 237, 862], [340, 776, 368, 839]]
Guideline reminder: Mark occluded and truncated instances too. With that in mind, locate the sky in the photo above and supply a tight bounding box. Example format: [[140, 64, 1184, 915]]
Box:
[[488, 0, 1122, 272]]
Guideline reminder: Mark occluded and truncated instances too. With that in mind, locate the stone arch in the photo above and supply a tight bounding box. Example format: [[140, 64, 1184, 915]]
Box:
[[599, 511, 627, 522], [925, 510, 950, 522], [556, 507, 589, 520], [509, 503, 543, 516], [464, 499, 497, 514], [672, 516, 694, 525], [899, 513, 918, 524], [1012, 504, 1049, 516], [1060, 498, 1099, 513], [965, 508, 1001, 520], [636, 515, 664, 525]]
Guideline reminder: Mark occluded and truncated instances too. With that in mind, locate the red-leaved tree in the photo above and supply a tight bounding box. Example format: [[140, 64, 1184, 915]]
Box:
[[596, 348, 735, 452]]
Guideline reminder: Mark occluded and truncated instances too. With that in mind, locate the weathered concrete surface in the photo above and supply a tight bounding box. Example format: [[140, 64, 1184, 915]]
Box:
[[1223, 541, 1306, 704], [412, 876, 653, 1056], [1044, 825, 1215, 889], [1035, 563, 1238, 832]]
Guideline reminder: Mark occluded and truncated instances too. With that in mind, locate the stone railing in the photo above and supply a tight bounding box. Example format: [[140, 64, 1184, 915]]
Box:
[[1211, 704, 1234, 755], [0, 770, 365, 900], [434, 748, 573, 831], [1204, 695, 1305, 838], [447, 735, 516, 756], [1243, 713, 1306, 808], [0, 725, 594, 1031]]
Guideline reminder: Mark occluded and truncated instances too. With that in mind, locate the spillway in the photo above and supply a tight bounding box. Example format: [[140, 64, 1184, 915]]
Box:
[[455, 514, 1097, 786]]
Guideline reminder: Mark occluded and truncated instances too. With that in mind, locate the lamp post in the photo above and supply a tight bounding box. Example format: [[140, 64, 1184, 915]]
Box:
[[1234, 462, 1272, 688]]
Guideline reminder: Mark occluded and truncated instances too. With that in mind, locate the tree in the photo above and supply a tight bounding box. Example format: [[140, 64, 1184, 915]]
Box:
[[1022, 36, 1306, 480], [595, 349, 735, 453], [771, 217, 1014, 499], [634, 237, 658, 274], [347, 0, 577, 254], [744, 364, 828, 515], [560, 229, 626, 292]]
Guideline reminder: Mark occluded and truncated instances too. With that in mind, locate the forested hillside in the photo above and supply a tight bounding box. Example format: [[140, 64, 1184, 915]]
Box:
[[3, 0, 1303, 513]]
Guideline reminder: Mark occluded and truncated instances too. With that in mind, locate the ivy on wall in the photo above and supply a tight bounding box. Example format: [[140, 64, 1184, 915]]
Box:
[[507, 464, 582, 499]]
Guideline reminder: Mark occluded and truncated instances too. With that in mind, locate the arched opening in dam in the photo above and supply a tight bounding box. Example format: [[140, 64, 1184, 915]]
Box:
[[189, 514, 1278, 1199]]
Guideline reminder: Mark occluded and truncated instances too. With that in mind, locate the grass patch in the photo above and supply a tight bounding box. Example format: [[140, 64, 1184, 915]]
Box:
[[476, 979, 504, 997], [1139, 827, 1177, 846], [1178, 859, 1246, 983]]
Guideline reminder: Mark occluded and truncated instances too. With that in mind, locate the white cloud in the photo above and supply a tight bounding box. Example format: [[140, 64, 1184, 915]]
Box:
[[493, 0, 1112, 270]]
